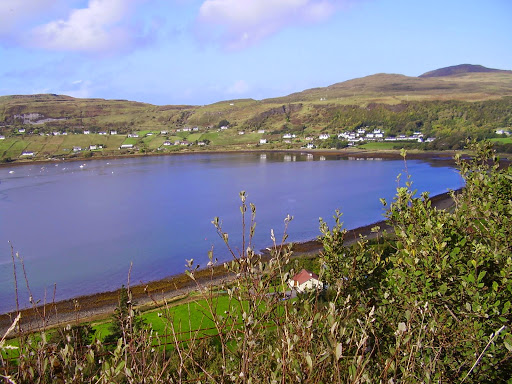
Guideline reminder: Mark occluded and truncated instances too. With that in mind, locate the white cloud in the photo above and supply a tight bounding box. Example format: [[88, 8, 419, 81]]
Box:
[[227, 80, 250, 94], [0, 0, 60, 39], [197, 0, 342, 50], [27, 0, 145, 53]]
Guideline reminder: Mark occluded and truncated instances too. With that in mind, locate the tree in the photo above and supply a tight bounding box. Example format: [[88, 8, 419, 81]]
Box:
[[217, 119, 230, 128], [104, 285, 145, 347]]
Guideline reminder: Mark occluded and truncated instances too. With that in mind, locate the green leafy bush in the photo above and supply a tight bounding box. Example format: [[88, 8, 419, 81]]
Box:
[[1, 141, 510, 383]]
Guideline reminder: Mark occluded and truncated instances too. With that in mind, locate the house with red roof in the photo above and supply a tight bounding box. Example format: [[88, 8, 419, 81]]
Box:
[[288, 269, 323, 293]]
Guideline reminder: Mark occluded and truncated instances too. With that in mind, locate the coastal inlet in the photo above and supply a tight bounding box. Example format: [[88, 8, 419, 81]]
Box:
[[0, 152, 463, 314]]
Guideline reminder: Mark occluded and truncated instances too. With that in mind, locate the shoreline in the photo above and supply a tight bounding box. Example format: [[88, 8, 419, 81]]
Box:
[[0, 188, 459, 335], [0, 147, 465, 170]]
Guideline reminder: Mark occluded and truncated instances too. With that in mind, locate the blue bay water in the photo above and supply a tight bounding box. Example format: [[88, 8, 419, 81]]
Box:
[[0, 152, 462, 313]]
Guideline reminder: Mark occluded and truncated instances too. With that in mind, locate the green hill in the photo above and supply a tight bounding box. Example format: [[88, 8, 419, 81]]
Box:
[[419, 63, 512, 78], [1, 65, 512, 161]]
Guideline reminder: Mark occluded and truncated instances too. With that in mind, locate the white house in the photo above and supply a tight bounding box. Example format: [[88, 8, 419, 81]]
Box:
[[89, 145, 97, 150], [18, 129, 26, 133], [83, 130, 90, 135], [120, 144, 133, 149], [21, 151, 34, 156], [257, 129, 265, 134], [73, 146, 81, 152], [0, 135, 5, 140], [99, 132, 107, 135], [110, 130, 117, 135], [259, 139, 267, 144], [163, 141, 171, 146], [128, 133, 139, 138], [288, 269, 323, 293], [319, 133, 330, 140], [283, 133, 295, 139], [238, 131, 245, 135]]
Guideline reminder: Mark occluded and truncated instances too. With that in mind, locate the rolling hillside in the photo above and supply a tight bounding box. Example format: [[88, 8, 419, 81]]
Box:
[[1, 65, 511, 161]]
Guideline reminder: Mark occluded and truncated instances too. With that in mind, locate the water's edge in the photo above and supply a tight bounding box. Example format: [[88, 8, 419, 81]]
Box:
[[0, 188, 459, 334]]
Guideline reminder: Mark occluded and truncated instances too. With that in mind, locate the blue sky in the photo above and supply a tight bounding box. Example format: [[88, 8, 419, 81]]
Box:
[[0, 0, 510, 105]]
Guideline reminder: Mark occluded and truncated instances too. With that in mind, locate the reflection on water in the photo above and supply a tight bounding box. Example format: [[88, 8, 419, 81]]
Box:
[[0, 152, 462, 313]]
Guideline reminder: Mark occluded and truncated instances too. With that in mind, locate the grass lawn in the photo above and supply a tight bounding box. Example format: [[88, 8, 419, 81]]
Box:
[[122, 137, 139, 145], [5, 139, 29, 158], [0, 138, 17, 157], [93, 294, 238, 343], [490, 137, 512, 144], [199, 132, 219, 143], [146, 136, 167, 149], [186, 133, 203, 142], [137, 130, 158, 137]]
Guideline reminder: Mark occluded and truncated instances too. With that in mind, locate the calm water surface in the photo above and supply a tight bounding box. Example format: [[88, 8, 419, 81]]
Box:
[[0, 152, 462, 313]]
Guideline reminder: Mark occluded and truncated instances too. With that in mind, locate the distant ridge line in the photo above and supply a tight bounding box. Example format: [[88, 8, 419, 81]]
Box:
[[419, 64, 511, 78]]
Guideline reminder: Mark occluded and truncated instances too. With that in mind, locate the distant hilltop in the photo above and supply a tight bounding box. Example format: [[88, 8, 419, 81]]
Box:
[[419, 64, 512, 78]]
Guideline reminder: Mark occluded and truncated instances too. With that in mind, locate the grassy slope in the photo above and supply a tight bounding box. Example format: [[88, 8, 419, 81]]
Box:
[[1, 71, 512, 161]]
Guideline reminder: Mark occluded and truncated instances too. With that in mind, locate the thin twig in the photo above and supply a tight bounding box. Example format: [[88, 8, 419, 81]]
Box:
[[461, 325, 507, 383]]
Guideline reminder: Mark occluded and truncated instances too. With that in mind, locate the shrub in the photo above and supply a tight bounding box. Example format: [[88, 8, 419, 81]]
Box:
[[1, 141, 510, 383]]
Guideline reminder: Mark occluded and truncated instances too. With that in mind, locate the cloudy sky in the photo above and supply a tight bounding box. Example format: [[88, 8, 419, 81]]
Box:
[[0, 0, 510, 105]]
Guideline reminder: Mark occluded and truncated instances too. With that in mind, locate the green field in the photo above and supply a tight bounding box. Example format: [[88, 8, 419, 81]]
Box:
[[490, 137, 512, 144]]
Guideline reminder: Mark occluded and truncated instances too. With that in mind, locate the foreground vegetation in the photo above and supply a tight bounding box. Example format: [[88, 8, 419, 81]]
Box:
[[1, 141, 511, 383]]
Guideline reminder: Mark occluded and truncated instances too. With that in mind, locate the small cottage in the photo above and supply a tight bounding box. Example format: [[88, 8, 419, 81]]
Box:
[[288, 269, 323, 293]]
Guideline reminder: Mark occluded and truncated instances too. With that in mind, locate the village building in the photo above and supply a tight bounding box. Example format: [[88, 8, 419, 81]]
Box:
[[288, 269, 323, 293]]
